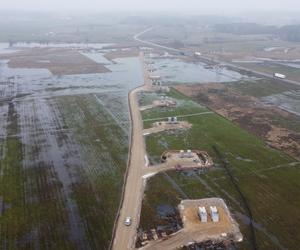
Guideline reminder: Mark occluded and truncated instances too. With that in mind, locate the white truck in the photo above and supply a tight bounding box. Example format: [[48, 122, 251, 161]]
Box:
[[274, 73, 286, 79]]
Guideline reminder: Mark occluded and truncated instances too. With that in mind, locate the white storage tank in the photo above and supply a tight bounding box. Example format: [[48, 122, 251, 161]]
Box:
[[198, 206, 207, 222], [210, 206, 219, 222], [180, 150, 185, 158]]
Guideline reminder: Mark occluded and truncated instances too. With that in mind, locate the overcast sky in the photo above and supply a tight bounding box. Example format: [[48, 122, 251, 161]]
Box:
[[1, 0, 299, 13]]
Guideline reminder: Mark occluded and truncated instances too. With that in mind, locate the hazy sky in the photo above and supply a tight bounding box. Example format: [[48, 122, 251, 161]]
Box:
[[1, 0, 299, 13]]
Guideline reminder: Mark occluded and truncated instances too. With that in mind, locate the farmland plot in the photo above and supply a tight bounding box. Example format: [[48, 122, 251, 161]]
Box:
[[0, 49, 142, 249], [139, 89, 300, 249]]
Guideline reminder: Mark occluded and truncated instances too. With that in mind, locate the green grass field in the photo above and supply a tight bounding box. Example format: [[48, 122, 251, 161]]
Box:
[[140, 88, 300, 249]]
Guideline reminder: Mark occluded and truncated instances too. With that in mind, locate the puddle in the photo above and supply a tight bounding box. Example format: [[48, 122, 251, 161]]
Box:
[[156, 204, 176, 218]]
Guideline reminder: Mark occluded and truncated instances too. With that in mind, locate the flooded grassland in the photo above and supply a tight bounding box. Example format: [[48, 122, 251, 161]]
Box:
[[0, 45, 142, 249], [150, 57, 248, 84]]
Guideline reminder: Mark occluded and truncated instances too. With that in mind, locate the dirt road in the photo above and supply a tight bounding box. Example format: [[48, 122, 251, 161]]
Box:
[[111, 52, 214, 250], [111, 86, 210, 249], [112, 87, 146, 250], [112, 52, 150, 250], [111, 53, 195, 250]]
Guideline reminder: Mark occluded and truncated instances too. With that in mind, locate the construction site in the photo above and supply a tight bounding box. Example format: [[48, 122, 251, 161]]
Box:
[[179, 198, 243, 244], [161, 150, 213, 168], [139, 96, 177, 111], [137, 198, 242, 249], [143, 117, 192, 135]]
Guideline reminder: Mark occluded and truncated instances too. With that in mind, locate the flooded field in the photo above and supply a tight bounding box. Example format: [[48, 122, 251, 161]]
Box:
[[262, 90, 300, 116], [0, 46, 143, 249], [151, 58, 247, 84], [1, 42, 114, 49], [227, 77, 300, 118], [139, 89, 300, 249]]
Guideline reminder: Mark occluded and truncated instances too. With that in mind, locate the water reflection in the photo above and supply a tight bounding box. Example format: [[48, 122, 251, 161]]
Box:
[[0, 57, 143, 99], [153, 58, 247, 83]]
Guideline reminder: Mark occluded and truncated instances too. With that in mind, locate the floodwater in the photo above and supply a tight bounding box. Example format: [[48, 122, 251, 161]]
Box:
[[0, 43, 19, 54], [0, 47, 143, 249], [262, 90, 300, 117], [81, 52, 112, 64], [264, 47, 290, 52], [6, 42, 114, 49], [152, 58, 247, 84], [0, 57, 142, 100]]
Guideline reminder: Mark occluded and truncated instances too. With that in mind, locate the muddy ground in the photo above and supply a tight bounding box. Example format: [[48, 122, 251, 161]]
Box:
[[175, 83, 300, 160], [0, 47, 111, 75]]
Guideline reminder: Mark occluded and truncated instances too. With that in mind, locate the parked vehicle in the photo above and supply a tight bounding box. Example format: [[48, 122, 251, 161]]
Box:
[[124, 216, 132, 226]]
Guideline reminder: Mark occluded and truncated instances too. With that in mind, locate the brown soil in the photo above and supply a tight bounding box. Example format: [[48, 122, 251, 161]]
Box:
[[140, 198, 242, 250], [183, 206, 230, 232], [143, 121, 191, 135], [0, 48, 111, 75], [175, 84, 300, 160]]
